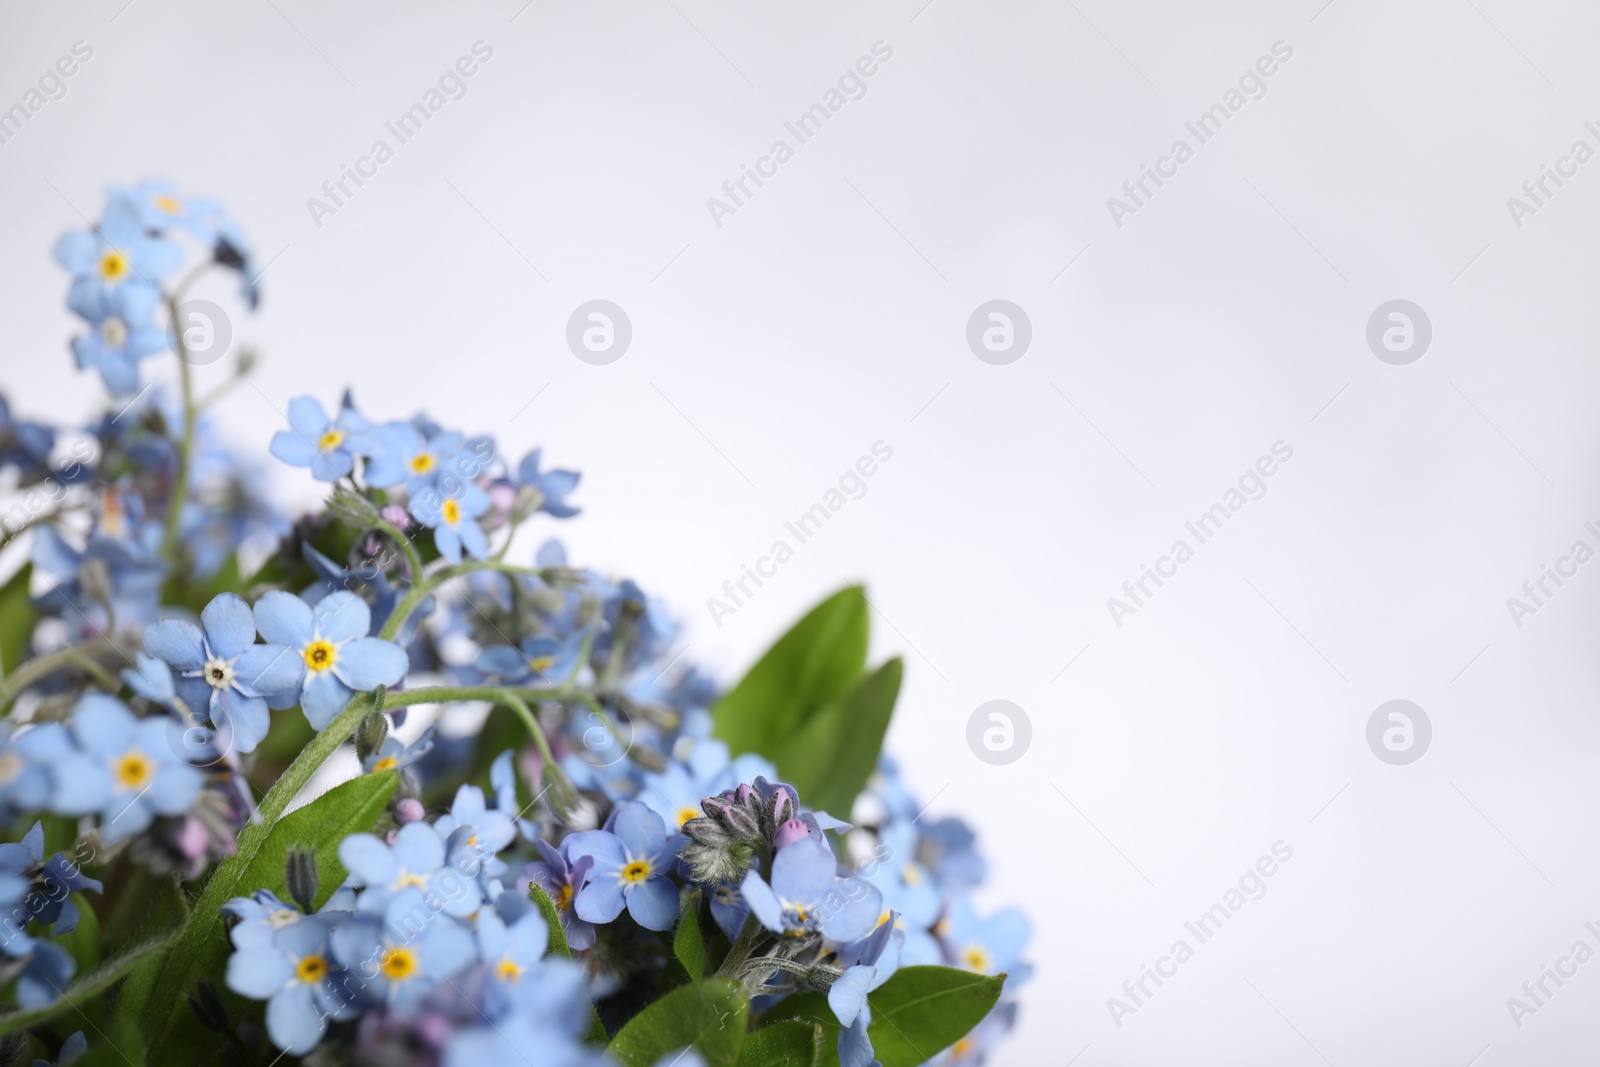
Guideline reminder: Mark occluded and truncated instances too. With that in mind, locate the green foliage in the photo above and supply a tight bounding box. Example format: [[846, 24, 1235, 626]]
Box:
[[712, 587, 900, 819], [134, 771, 397, 1060], [737, 1021, 821, 1067], [607, 979, 749, 1067], [58, 893, 102, 976], [0, 563, 34, 674], [529, 884, 606, 1042], [762, 966, 1004, 1067], [673, 888, 709, 980]]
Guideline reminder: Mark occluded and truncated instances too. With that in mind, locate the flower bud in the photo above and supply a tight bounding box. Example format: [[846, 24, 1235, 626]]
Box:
[[395, 798, 426, 825], [187, 980, 232, 1035], [285, 845, 318, 914], [542, 763, 580, 823], [354, 711, 389, 763], [772, 818, 809, 852]]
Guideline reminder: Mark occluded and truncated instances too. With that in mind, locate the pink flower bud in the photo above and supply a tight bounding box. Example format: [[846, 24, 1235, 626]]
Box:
[[773, 818, 810, 851], [395, 798, 426, 825]]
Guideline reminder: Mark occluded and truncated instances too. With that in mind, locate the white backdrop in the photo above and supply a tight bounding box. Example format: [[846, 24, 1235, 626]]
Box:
[[5, 1, 1600, 1063]]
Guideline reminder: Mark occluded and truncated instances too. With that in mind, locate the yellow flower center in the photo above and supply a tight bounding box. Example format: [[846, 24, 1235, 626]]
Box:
[[396, 871, 429, 891], [371, 756, 397, 772], [961, 945, 992, 973], [99, 250, 129, 281], [529, 655, 554, 672], [495, 959, 524, 982], [675, 806, 701, 829], [100, 317, 128, 347], [902, 864, 923, 887], [303, 640, 337, 672], [620, 859, 652, 885], [380, 947, 418, 980], [115, 752, 153, 788], [408, 453, 435, 474], [0, 752, 21, 785], [951, 1037, 976, 1060], [441, 498, 461, 525], [295, 954, 328, 982], [153, 193, 182, 214], [555, 883, 574, 911], [317, 429, 345, 451]]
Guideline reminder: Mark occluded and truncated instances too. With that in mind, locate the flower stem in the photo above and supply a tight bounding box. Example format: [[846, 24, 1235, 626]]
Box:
[[378, 559, 557, 642], [160, 295, 196, 560], [0, 638, 117, 712]]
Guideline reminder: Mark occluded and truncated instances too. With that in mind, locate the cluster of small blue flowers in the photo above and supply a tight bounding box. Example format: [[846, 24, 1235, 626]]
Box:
[[0, 181, 1027, 1066]]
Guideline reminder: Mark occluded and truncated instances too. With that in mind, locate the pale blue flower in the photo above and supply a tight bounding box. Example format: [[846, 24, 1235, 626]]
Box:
[[252, 590, 408, 729]]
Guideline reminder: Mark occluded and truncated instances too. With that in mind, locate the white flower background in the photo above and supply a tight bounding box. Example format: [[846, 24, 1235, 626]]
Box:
[[5, 1, 1600, 1063]]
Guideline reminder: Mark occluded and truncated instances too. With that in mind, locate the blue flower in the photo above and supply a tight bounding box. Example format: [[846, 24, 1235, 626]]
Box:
[[52, 196, 181, 320], [252, 591, 409, 729], [363, 722, 435, 775], [519, 840, 597, 950], [67, 280, 169, 396], [330, 912, 475, 1011], [829, 913, 900, 1028], [473, 900, 588, 1024], [409, 482, 490, 563], [109, 181, 222, 239], [565, 802, 678, 932], [31, 1029, 87, 1066], [0, 395, 57, 481], [337, 822, 482, 925], [225, 915, 353, 1055], [268, 397, 372, 483], [48, 695, 202, 843], [14, 941, 74, 1009], [940, 896, 1029, 978], [142, 593, 305, 752], [740, 837, 883, 944], [444, 1015, 604, 1067], [301, 543, 408, 638], [517, 449, 581, 518], [0, 723, 75, 820], [474, 631, 585, 687], [221, 889, 310, 950], [0, 823, 102, 949], [359, 423, 463, 492]]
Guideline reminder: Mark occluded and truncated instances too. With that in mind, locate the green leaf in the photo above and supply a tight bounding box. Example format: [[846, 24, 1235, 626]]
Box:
[[738, 1021, 821, 1067], [0, 931, 176, 1037], [713, 586, 868, 756], [69, 1016, 147, 1067], [529, 884, 606, 1043], [777, 657, 902, 817], [674, 888, 709, 980], [138, 771, 397, 1059], [760, 967, 1004, 1067], [529, 883, 573, 959], [607, 978, 749, 1067], [0, 563, 34, 674]]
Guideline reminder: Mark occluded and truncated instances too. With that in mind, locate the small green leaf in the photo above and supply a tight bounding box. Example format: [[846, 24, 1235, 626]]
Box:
[[674, 888, 708, 980], [0, 931, 176, 1037], [0, 563, 34, 674], [738, 1020, 821, 1067], [529, 884, 606, 1042], [713, 586, 868, 756], [777, 657, 902, 817], [760, 967, 1003, 1067], [529, 883, 573, 959], [139, 772, 397, 1059], [608, 978, 749, 1067]]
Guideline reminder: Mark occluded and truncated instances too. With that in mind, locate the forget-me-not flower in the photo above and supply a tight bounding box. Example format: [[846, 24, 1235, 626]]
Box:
[[253, 590, 408, 729], [225, 916, 352, 1055], [565, 802, 677, 932], [740, 837, 883, 944], [268, 396, 372, 483], [48, 695, 202, 843]]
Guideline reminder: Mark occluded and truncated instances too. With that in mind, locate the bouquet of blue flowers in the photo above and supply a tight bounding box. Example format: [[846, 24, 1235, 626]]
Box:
[[0, 183, 1028, 1067]]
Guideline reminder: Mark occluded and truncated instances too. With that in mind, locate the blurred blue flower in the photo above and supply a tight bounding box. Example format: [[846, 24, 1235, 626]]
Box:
[[474, 631, 585, 687], [330, 911, 475, 1011], [31, 1029, 87, 1067], [517, 448, 580, 518], [409, 482, 489, 563], [52, 197, 180, 320], [519, 839, 597, 951], [337, 822, 481, 925], [226, 915, 353, 1055], [269, 397, 372, 483], [49, 695, 202, 843]]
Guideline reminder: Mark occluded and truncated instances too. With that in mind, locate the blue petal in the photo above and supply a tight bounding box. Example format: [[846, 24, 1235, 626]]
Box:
[[625, 876, 677, 932], [739, 871, 783, 934], [143, 618, 206, 670], [286, 396, 330, 438], [574, 874, 626, 924], [819, 886, 883, 944], [609, 802, 666, 860], [392, 822, 445, 874], [828, 964, 874, 1026], [210, 689, 270, 754], [331, 638, 406, 692], [201, 594, 257, 659], [563, 829, 626, 872], [338, 835, 398, 887], [270, 431, 317, 467], [70, 694, 137, 754], [253, 591, 315, 648], [146, 762, 202, 815], [770, 838, 837, 906], [301, 670, 353, 730], [267, 981, 327, 1055], [234, 644, 304, 700], [227, 947, 293, 998], [475, 645, 530, 678], [313, 592, 370, 644]]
